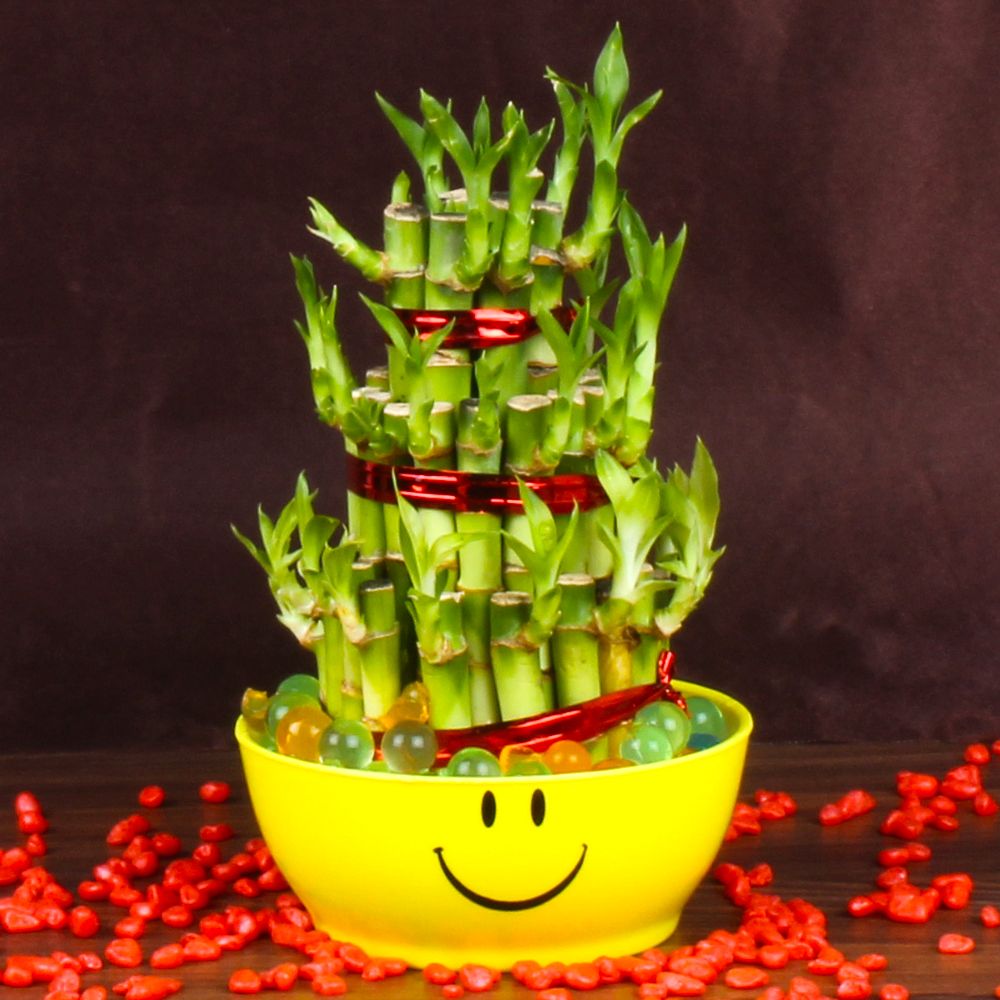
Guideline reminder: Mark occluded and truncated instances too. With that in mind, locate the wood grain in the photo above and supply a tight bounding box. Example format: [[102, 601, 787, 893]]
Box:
[[2, 741, 998, 999]]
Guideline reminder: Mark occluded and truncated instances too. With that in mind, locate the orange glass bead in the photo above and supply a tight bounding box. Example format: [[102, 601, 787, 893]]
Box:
[[378, 681, 431, 729], [276, 705, 332, 762], [592, 757, 636, 770], [542, 739, 592, 774]]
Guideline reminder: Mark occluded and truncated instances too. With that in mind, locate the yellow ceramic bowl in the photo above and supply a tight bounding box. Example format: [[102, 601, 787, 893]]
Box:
[[236, 681, 752, 969]]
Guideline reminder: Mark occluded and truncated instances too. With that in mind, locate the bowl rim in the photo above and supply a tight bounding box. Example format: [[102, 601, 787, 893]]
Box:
[[235, 679, 753, 785]]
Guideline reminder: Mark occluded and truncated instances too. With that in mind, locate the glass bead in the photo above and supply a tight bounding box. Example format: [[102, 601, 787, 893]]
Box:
[[592, 756, 636, 770], [687, 732, 722, 750], [319, 719, 375, 769], [499, 744, 546, 775], [686, 696, 728, 743], [634, 700, 692, 753], [378, 681, 431, 729], [275, 704, 331, 762], [507, 757, 552, 777], [381, 720, 438, 774], [266, 690, 320, 737], [276, 673, 321, 699], [542, 739, 592, 774], [620, 723, 674, 765], [241, 688, 270, 734], [445, 747, 503, 778]]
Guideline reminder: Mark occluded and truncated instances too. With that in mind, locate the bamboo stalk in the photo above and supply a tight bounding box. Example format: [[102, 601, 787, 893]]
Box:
[[407, 401, 458, 566], [503, 394, 555, 475], [456, 397, 503, 724], [315, 613, 344, 717], [490, 590, 549, 721], [419, 591, 473, 729], [358, 579, 402, 720], [383, 203, 428, 309], [630, 563, 662, 686], [426, 213, 474, 307], [425, 353, 473, 408], [551, 573, 601, 706]]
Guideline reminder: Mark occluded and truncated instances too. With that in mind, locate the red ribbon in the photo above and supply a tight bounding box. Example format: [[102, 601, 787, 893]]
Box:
[[346, 454, 607, 515], [393, 305, 575, 350], [375, 651, 683, 764]]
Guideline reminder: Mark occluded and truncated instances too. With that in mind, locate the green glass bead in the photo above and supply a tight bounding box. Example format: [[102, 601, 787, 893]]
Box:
[[277, 673, 321, 699], [381, 720, 438, 774], [686, 696, 728, 743], [445, 747, 503, 778], [619, 723, 674, 765], [634, 700, 692, 754], [506, 758, 552, 777], [318, 719, 375, 769], [687, 732, 722, 750]]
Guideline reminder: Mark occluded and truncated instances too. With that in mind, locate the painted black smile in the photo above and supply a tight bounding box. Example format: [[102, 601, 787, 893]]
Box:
[[432, 844, 588, 911]]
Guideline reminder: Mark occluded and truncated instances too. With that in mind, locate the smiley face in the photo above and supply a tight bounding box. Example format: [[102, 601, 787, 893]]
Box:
[[238, 681, 752, 969], [433, 788, 588, 911]]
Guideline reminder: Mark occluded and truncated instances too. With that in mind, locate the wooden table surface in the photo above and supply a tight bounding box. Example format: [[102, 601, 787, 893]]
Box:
[[2, 741, 998, 1000]]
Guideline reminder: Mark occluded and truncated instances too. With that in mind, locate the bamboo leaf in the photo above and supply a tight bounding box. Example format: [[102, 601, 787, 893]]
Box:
[[293, 472, 316, 540], [420, 90, 475, 184], [359, 293, 412, 355], [390, 170, 411, 204], [375, 92, 426, 165], [608, 89, 663, 166], [395, 489, 428, 591], [231, 524, 272, 574], [593, 24, 629, 123], [689, 437, 721, 538], [594, 449, 634, 509], [308, 198, 386, 284], [301, 515, 339, 574], [525, 586, 562, 644], [472, 96, 491, 154], [547, 78, 585, 208]]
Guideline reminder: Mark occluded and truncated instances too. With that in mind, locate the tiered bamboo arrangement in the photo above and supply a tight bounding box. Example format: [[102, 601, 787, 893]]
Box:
[[236, 27, 723, 735]]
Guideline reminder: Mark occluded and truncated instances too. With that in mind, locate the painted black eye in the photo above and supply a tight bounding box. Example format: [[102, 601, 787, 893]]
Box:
[[481, 790, 497, 827], [531, 788, 545, 826]]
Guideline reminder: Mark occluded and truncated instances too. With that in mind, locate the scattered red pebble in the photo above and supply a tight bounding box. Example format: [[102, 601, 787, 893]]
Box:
[[724, 966, 769, 989], [656, 971, 706, 995], [440, 985, 464, 1000], [964, 743, 990, 765], [981, 904, 1000, 928], [974, 791, 999, 816], [820, 789, 877, 826], [228, 969, 262, 994], [199, 781, 232, 804], [856, 953, 888, 971], [105, 938, 143, 969], [423, 963, 457, 985], [879, 986, 909, 1000], [938, 933, 975, 954], [563, 962, 601, 990], [69, 905, 100, 938], [199, 822, 235, 842], [310, 974, 347, 996], [838, 980, 873, 1000], [456, 963, 498, 992], [138, 786, 166, 808]]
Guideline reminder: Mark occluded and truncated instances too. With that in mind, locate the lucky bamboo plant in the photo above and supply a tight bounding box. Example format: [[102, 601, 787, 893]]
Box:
[[237, 26, 723, 734]]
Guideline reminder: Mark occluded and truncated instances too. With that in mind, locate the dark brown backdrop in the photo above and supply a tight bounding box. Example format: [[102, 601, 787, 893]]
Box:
[[3, 0, 998, 750]]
